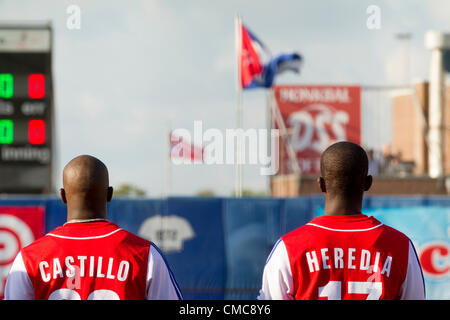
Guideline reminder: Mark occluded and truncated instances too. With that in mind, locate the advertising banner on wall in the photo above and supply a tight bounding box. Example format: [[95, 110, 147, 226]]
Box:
[[0, 197, 446, 300], [106, 198, 227, 300], [273, 85, 361, 175], [367, 206, 449, 300], [0, 206, 45, 299]]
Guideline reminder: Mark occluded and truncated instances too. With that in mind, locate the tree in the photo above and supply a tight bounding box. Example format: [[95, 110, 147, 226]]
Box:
[[196, 189, 215, 197], [114, 183, 146, 198], [231, 189, 269, 197]]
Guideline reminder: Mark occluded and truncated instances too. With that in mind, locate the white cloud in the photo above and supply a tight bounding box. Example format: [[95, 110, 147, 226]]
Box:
[[423, 0, 450, 27], [79, 92, 106, 120], [384, 42, 429, 85]]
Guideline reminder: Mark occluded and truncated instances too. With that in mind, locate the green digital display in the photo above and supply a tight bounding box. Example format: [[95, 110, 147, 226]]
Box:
[[0, 73, 13, 98], [0, 119, 13, 144]]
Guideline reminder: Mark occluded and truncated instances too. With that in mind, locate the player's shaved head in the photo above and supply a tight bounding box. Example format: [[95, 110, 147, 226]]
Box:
[[317, 142, 372, 217], [60, 155, 113, 220], [63, 155, 109, 194], [320, 141, 370, 197]]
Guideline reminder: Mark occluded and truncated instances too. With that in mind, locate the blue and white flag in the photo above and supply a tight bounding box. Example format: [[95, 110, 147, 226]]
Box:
[[255, 52, 302, 89], [237, 21, 302, 89]]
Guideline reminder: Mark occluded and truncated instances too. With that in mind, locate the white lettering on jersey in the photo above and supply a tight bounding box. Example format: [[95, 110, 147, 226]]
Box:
[[53, 258, 63, 279], [78, 256, 87, 276], [89, 256, 95, 277], [306, 251, 320, 272], [106, 258, 115, 280], [117, 261, 129, 281], [381, 256, 392, 277], [334, 248, 344, 268], [65, 256, 76, 277], [305, 248, 393, 277], [38, 256, 131, 282], [360, 250, 371, 271], [348, 248, 356, 269], [97, 257, 105, 278], [373, 252, 381, 272], [321, 248, 331, 269], [39, 261, 51, 282]]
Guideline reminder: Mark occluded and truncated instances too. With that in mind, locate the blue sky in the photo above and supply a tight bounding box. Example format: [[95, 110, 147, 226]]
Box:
[[0, 0, 449, 196]]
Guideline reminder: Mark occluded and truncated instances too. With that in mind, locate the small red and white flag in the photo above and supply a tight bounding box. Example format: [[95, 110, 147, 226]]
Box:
[[169, 131, 204, 163]]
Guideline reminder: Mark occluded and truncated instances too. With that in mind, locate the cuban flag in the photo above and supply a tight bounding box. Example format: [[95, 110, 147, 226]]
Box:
[[236, 18, 302, 89], [170, 131, 204, 163]]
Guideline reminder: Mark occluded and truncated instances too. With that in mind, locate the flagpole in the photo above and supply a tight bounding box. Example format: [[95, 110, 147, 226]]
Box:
[[237, 85, 243, 198], [235, 14, 243, 197], [270, 91, 283, 196], [266, 88, 273, 196], [165, 118, 172, 198], [270, 90, 302, 193]]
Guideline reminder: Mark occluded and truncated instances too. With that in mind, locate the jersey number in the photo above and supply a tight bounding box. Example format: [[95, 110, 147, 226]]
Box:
[[48, 289, 120, 300], [318, 281, 382, 300]]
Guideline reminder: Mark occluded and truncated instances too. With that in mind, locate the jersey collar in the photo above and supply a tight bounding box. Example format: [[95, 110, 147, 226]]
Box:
[[307, 214, 383, 232]]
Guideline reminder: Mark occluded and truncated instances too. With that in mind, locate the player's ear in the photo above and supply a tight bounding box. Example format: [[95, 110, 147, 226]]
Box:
[[317, 177, 326, 193], [364, 175, 372, 192], [107, 186, 113, 202], [60, 188, 67, 204]]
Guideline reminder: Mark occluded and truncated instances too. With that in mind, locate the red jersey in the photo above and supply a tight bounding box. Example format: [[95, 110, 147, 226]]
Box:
[[258, 214, 425, 300], [4, 221, 182, 300]]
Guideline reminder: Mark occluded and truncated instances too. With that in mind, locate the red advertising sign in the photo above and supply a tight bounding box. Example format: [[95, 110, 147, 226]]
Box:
[[274, 85, 361, 175], [419, 241, 449, 279], [0, 206, 45, 299]]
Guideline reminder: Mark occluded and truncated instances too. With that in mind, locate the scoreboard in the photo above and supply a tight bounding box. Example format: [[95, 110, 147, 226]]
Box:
[[0, 24, 53, 193]]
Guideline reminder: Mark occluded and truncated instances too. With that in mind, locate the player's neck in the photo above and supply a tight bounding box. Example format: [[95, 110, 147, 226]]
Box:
[[323, 194, 363, 216], [66, 206, 108, 222]]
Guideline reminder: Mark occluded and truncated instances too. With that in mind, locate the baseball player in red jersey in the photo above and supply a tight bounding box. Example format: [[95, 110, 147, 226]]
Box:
[[258, 142, 425, 300], [4, 155, 182, 300]]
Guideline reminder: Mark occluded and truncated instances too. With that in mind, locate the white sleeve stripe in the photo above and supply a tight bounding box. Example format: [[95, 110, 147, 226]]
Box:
[[4, 252, 35, 300], [150, 243, 183, 299], [265, 238, 282, 265], [258, 239, 294, 300], [398, 240, 426, 300], [409, 239, 426, 298]]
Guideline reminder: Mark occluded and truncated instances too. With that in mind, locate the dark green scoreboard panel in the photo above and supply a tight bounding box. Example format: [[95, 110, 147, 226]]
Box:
[[0, 26, 53, 193]]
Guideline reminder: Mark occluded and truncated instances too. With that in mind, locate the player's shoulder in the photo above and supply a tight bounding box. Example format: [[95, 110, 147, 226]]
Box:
[[280, 223, 317, 250], [23, 224, 66, 249], [282, 224, 312, 241], [281, 216, 326, 241], [377, 221, 411, 244], [117, 226, 152, 248], [19, 229, 60, 259]]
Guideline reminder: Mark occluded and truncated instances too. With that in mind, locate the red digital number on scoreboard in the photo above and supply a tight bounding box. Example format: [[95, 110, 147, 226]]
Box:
[[28, 74, 45, 99], [28, 119, 46, 145]]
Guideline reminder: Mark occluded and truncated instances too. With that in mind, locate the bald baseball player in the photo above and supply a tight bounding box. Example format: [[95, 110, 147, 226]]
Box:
[[258, 141, 425, 300], [5, 155, 182, 300]]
